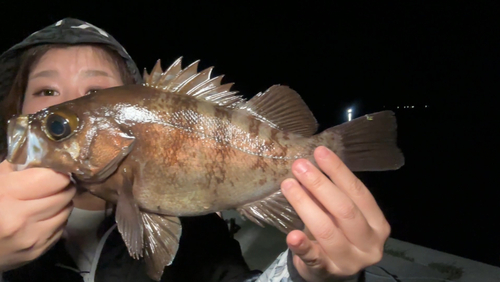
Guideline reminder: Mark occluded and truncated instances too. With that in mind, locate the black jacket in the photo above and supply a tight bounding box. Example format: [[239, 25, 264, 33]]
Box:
[[0, 18, 263, 282], [4, 213, 262, 282]]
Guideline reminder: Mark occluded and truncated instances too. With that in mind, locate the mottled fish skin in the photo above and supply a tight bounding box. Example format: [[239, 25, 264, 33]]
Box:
[[74, 84, 319, 215], [6, 57, 404, 281]]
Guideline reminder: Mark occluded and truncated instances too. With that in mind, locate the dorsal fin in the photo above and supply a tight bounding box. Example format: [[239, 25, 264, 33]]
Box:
[[143, 57, 245, 108], [143, 58, 318, 136], [238, 85, 318, 136]]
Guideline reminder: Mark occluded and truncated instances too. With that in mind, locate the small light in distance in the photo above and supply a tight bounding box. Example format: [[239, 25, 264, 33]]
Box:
[[347, 108, 352, 121]]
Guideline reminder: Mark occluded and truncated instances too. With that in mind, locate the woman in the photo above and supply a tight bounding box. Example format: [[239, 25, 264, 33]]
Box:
[[0, 18, 389, 282]]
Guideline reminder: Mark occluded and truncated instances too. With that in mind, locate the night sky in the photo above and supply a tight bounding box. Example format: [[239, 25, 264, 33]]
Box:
[[1, 1, 498, 267]]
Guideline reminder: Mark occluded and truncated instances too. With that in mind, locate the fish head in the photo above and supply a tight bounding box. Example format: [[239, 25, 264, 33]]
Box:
[[7, 105, 84, 173], [7, 97, 135, 182]]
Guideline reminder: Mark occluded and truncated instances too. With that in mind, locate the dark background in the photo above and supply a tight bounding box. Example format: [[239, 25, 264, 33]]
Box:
[[1, 1, 498, 267]]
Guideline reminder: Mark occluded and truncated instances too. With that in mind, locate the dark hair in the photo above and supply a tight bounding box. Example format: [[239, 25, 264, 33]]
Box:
[[0, 43, 136, 159]]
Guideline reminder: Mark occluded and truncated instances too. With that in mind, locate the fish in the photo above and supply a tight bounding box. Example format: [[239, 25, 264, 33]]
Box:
[[6, 57, 404, 281]]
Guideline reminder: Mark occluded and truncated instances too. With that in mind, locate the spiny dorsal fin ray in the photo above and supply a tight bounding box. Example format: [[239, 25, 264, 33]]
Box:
[[143, 58, 318, 125], [143, 68, 150, 82], [156, 57, 183, 88], [176, 67, 214, 94], [143, 57, 245, 108], [167, 60, 200, 92], [238, 85, 319, 137], [145, 59, 164, 87], [187, 75, 224, 96], [237, 190, 304, 234]]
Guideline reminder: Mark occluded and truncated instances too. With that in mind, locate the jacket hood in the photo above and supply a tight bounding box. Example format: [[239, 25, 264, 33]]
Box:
[[0, 18, 142, 160]]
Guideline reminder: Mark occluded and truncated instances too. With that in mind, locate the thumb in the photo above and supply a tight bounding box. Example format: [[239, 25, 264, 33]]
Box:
[[287, 230, 328, 273]]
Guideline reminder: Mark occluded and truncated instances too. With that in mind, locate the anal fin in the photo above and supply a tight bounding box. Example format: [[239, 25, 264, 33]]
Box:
[[237, 190, 304, 234], [142, 213, 182, 281]]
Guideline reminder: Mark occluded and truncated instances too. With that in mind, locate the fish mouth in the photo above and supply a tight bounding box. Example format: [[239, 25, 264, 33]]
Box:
[[7, 115, 29, 165], [6, 115, 45, 170]]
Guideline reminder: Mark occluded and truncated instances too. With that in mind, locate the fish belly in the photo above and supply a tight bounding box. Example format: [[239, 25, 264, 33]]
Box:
[[131, 139, 298, 216]]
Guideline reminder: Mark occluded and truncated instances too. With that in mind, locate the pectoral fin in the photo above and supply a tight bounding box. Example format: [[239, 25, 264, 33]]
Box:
[[115, 173, 182, 281], [237, 190, 304, 234], [116, 176, 144, 260], [142, 213, 182, 281]]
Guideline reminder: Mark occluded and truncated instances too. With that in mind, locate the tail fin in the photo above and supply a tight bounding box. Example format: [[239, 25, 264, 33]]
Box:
[[320, 111, 404, 171]]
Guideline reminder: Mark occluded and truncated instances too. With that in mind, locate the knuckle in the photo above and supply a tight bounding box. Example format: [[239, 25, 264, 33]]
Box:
[[356, 246, 384, 268], [303, 256, 322, 267], [292, 191, 308, 205], [380, 221, 391, 239], [347, 178, 365, 196], [331, 157, 344, 173], [367, 247, 384, 265], [334, 266, 359, 277], [20, 237, 38, 251], [0, 220, 24, 237], [26, 246, 45, 262], [336, 203, 358, 220], [305, 172, 324, 189], [374, 249, 384, 264], [316, 226, 336, 241]]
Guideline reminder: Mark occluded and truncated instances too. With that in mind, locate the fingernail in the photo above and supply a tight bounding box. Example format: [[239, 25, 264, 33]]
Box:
[[293, 161, 308, 174]]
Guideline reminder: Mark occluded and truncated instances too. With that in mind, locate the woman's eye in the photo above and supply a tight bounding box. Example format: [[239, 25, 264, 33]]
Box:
[[34, 89, 59, 96]]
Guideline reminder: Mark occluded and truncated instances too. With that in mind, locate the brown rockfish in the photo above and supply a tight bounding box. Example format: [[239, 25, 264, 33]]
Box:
[[6, 57, 404, 280]]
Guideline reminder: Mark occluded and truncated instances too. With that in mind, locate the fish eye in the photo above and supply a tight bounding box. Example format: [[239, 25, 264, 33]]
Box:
[[43, 110, 79, 141]]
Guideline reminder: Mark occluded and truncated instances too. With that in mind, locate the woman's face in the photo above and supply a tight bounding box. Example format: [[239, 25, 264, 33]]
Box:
[[22, 46, 124, 114]]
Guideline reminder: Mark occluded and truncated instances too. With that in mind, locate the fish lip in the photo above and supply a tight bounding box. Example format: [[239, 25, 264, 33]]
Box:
[[6, 115, 29, 165]]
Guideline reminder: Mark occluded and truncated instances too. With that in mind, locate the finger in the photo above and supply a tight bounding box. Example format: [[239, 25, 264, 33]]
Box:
[[8, 204, 71, 262], [290, 158, 377, 250], [315, 146, 389, 230], [28, 186, 76, 222], [0, 160, 15, 174], [31, 202, 72, 246], [289, 235, 331, 281], [287, 230, 327, 270], [4, 168, 71, 200], [281, 178, 348, 249], [17, 224, 65, 263]]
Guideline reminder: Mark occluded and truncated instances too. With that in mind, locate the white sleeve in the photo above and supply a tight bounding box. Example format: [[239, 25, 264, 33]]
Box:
[[256, 249, 295, 281], [256, 249, 361, 282]]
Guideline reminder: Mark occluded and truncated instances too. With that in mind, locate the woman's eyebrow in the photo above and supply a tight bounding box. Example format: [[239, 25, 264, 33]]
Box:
[[29, 70, 58, 79], [82, 69, 113, 78]]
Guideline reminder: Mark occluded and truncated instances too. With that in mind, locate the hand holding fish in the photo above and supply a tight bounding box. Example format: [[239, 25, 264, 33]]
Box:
[[282, 146, 390, 281], [5, 57, 403, 281], [0, 160, 75, 271]]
